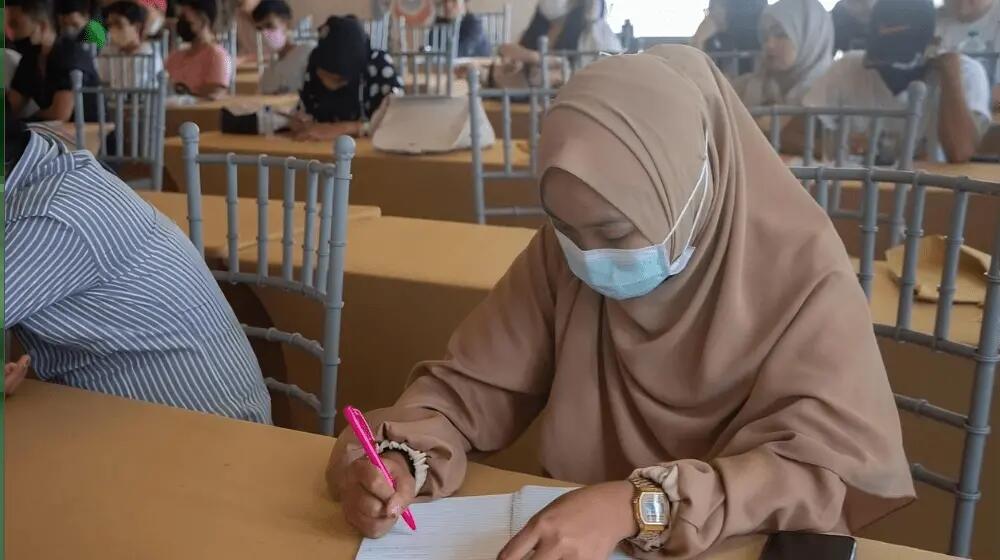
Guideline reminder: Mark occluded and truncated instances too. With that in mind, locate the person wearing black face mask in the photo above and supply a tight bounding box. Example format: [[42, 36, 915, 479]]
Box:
[[5, 0, 100, 122], [164, 0, 231, 99], [802, 0, 991, 163], [54, 0, 94, 41]]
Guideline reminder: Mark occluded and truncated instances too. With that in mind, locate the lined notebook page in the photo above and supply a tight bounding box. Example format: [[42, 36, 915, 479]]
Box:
[[355, 494, 512, 560], [356, 486, 639, 559]]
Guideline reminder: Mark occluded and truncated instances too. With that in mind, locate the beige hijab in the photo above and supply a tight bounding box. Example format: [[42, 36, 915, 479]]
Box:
[[337, 46, 913, 558]]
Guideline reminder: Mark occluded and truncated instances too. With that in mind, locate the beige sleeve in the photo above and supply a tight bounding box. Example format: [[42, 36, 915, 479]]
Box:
[[330, 229, 562, 498]]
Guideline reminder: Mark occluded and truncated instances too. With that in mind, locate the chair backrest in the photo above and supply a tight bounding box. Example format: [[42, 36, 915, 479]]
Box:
[[364, 13, 391, 51], [150, 30, 171, 63], [749, 81, 928, 246], [963, 50, 1000, 85], [97, 52, 158, 89], [71, 68, 169, 191], [467, 66, 555, 224], [790, 165, 1000, 558], [477, 4, 511, 51], [178, 121, 356, 436], [218, 21, 239, 94], [394, 18, 460, 96], [709, 49, 758, 78]]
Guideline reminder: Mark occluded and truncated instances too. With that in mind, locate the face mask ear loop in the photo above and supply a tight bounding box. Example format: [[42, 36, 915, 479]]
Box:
[[660, 136, 710, 252], [682, 153, 711, 251]]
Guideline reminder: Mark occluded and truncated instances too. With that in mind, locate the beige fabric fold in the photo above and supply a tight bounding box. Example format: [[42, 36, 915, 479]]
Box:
[[331, 45, 913, 558]]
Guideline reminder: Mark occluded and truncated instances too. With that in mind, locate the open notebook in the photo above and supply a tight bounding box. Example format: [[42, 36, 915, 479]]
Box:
[[356, 485, 636, 560]]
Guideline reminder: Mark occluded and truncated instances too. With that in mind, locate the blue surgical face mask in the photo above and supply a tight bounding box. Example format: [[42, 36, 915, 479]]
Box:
[[554, 151, 710, 301]]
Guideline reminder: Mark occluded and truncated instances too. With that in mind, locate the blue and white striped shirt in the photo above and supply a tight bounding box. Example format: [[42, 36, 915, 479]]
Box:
[[4, 132, 272, 423]]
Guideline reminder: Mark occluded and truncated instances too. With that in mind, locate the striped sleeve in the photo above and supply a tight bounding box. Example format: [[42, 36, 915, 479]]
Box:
[[4, 216, 102, 327]]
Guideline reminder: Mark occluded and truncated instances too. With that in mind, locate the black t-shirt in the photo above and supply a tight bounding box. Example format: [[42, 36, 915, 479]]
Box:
[[10, 35, 100, 122]]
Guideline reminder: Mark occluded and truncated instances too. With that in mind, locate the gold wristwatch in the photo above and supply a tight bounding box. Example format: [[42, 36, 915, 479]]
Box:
[[628, 474, 669, 550]]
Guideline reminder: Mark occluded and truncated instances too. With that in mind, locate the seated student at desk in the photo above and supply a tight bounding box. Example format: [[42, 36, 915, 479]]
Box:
[[436, 0, 490, 58], [98, 1, 164, 87], [6, 0, 100, 122], [165, 0, 232, 99], [2, 114, 271, 422], [328, 47, 914, 559], [54, 0, 93, 40], [732, 0, 833, 107], [291, 15, 401, 141], [803, 0, 990, 163], [691, 0, 766, 76], [252, 0, 312, 94], [499, 0, 621, 68]]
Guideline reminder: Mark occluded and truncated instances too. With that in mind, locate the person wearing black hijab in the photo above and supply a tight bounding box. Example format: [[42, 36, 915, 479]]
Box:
[[692, 0, 767, 75], [292, 15, 402, 141]]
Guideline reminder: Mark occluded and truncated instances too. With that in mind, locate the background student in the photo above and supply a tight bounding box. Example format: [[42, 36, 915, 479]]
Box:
[[804, 0, 990, 163], [165, 0, 232, 98], [54, 0, 93, 40], [499, 0, 621, 66], [6, 0, 100, 122], [732, 0, 834, 106], [831, 0, 874, 52], [436, 0, 490, 58], [327, 46, 913, 559], [99, 0, 164, 87], [691, 0, 767, 76], [252, 0, 312, 94], [292, 15, 401, 141]]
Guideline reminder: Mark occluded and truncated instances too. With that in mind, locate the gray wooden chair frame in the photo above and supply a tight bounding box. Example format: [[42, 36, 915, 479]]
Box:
[[71, 68, 169, 191], [97, 52, 158, 88], [467, 66, 556, 224], [709, 49, 759, 78], [218, 21, 239, 94], [179, 121, 356, 436], [477, 4, 511, 51], [365, 13, 391, 51], [791, 165, 999, 558], [394, 18, 461, 96], [750, 81, 927, 246]]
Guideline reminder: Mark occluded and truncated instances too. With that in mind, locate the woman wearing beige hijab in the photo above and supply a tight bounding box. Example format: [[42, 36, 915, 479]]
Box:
[[328, 45, 914, 559]]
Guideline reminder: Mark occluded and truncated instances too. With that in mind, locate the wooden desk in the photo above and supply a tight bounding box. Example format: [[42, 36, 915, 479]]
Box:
[[137, 191, 381, 259], [235, 71, 260, 95], [4, 380, 957, 560], [162, 132, 542, 227], [165, 94, 299, 136]]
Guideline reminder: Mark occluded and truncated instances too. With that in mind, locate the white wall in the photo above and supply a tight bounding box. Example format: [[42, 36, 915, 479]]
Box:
[[285, 0, 540, 40]]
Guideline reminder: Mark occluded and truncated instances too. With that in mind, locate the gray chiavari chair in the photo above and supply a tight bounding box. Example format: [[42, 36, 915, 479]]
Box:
[[467, 67, 556, 224], [709, 49, 758, 78], [477, 3, 511, 51], [179, 122, 356, 436], [364, 13, 391, 51], [394, 18, 460, 96], [71, 68, 168, 191], [749, 81, 927, 246], [218, 21, 239, 94], [791, 165, 1000, 558]]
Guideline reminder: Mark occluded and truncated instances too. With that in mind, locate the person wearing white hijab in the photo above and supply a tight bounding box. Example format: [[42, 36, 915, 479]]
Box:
[[732, 0, 834, 107]]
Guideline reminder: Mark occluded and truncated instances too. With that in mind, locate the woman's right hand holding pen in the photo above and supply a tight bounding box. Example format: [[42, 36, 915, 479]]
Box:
[[329, 450, 416, 538]]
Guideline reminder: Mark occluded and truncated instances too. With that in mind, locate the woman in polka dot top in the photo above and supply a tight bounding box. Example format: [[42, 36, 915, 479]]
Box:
[[291, 15, 403, 141]]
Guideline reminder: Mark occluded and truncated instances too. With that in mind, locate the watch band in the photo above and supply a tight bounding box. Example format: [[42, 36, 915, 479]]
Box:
[[628, 474, 669, 552]]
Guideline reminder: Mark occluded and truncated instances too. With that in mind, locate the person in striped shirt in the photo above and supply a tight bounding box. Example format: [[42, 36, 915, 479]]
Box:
[[3, 116, 272, 423]]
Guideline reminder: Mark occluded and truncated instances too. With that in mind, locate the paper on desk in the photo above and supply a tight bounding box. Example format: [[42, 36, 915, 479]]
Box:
[[356, 486, 636, 560], [885, 235, 991, 304]]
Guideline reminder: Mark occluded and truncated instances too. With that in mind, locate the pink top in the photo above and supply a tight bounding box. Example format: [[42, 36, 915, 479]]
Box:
[[165, 43, 232, 93]]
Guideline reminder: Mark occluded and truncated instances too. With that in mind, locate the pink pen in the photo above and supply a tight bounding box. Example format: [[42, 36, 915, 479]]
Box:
[[343, 406, 417, 531]]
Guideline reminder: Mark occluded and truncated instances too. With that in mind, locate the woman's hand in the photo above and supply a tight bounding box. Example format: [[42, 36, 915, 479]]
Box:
[[292, 121, 358, 142], [499, 43, 540, 65], [4, 355, 31, 395], [332, 451, 417, 538], [498, 481, 638, 560]]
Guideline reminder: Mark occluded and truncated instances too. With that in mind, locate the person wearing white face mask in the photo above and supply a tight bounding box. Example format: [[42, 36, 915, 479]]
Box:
[[498, 0, 621, 66], [98, 1, 164, 88], [252, 0, 312, 95]]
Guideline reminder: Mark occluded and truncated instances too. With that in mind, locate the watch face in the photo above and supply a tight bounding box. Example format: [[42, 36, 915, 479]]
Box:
[[639, 492, 667, 525]]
